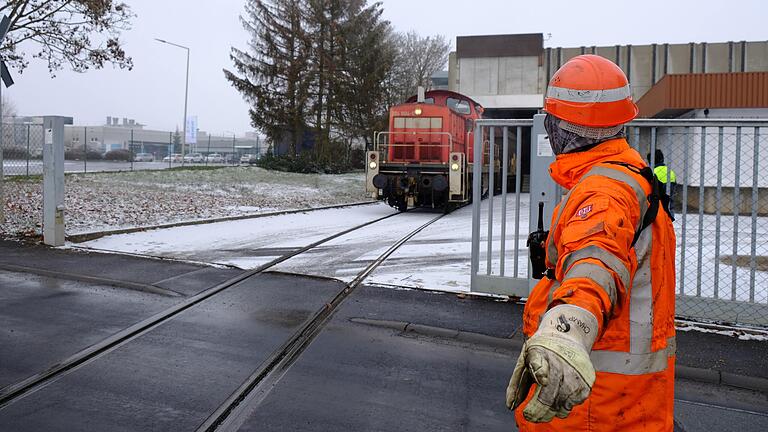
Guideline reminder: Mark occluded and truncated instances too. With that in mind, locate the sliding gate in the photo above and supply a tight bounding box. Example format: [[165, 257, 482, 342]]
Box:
[[470, 115, 768, 327]]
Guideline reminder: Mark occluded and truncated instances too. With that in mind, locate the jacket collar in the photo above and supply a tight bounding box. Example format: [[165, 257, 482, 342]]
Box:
[[549, 138, 631, 190]]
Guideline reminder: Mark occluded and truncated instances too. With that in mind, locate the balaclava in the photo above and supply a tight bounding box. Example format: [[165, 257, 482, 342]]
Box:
[[544, 113, 626, 155]]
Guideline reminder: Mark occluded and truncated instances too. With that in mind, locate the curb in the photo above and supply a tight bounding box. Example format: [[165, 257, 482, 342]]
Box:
[[66, 201, 378, 243], [350, 317, 768, 394]]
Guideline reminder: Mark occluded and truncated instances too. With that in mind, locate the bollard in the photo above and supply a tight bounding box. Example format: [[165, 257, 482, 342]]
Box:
[[42, 116, 72, 246]]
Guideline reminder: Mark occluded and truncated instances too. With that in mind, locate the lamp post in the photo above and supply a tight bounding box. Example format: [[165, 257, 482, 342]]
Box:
[[155, 38, 190, 165]]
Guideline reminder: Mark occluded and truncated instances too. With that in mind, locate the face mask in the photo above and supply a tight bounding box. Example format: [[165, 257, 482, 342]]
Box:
[[544, 114, 624, 155]]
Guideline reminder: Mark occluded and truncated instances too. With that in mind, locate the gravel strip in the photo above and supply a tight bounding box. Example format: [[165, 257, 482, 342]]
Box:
[[2, 167, 370, 238]]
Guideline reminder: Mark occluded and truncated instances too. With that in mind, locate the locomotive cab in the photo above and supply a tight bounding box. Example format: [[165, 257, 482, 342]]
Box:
[[367, 90, 485, 212]]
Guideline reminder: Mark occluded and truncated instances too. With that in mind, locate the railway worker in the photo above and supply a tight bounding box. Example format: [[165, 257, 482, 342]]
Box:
[[506, 54, 677, 431], [648, 149, 678, 220]]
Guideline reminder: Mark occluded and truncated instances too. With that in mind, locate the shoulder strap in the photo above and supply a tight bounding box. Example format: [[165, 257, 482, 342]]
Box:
[[601, 161, 669, 247]]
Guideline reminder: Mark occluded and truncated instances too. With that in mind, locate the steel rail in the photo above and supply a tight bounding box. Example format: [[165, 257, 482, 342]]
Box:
[[0, 210, 407, 409], [196, 213, 446, 432]]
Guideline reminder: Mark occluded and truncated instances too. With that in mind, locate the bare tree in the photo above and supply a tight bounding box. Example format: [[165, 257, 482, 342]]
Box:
[[0, 0, 134, 74], [387, 31, 450, 104]]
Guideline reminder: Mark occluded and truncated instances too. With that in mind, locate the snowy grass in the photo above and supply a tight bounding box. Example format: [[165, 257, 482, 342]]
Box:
[[1, 166, 370, 237]]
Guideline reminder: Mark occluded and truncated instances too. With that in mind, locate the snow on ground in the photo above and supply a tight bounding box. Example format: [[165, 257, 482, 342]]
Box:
[[1, 167, 370, 237], [73, 188, 767, 309], [78, 204, 395, 268], [675, 212, 768, 303], [365, 197, 530, 293], [270, 210, 440, 280]]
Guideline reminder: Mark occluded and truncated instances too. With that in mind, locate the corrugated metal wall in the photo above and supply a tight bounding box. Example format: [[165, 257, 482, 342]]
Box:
[[638, 72, 768, 117]]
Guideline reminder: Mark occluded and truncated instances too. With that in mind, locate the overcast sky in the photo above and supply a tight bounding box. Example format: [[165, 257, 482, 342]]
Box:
[[5, 0, 766, 135]]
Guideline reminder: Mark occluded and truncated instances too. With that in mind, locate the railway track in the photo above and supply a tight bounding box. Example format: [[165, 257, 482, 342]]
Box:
[[0, 209, 443, 414], [196, 214, 445, 431]]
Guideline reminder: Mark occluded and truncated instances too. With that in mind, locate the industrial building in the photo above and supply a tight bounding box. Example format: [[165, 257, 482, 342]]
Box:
[[447, 33, 768, 119], [64, 116, 264, 159]]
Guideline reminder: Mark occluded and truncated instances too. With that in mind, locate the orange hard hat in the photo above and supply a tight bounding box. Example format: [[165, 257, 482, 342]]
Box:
[[544, 55, 638, 127]]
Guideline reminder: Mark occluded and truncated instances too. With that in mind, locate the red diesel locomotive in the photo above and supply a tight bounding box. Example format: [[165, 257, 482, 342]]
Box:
[[366, 89, 495, 212]]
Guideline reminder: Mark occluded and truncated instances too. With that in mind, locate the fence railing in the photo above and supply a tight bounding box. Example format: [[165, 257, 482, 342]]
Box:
[[1, 123, 264, 176], [471, 116, 768, 327], [470, 119, 534, 296]]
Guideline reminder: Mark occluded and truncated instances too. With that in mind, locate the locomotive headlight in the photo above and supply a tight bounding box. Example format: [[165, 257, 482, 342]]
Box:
[[451, 162, 460, 171], [369, 161, 378, 170], [414, 108, 422, 116]]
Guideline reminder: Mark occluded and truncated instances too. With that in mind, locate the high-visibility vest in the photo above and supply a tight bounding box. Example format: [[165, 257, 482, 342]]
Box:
[[654, 165, 677, 184], [517, 141, 677, 431]]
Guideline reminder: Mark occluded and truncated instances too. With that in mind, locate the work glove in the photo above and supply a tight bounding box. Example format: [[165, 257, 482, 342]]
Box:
[[506, 304, 598, 423]]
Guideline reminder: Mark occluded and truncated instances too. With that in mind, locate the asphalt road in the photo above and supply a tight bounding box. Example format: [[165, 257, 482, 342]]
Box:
[[0, 260, 765, 431], [2, 209, 767, 431]]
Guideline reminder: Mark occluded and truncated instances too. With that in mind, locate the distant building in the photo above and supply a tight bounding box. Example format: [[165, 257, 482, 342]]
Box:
[[430, 71, 449, 90], [448, 34, 768, 118], [64, 116, 264, 158]]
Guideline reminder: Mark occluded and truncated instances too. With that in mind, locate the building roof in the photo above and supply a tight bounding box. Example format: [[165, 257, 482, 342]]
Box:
[[456, 33, 543, 59], [636, 72, 768, 118]]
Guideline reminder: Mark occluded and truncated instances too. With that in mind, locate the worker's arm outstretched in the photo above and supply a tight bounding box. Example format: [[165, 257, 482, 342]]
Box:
[[507, 176, 641, 423]]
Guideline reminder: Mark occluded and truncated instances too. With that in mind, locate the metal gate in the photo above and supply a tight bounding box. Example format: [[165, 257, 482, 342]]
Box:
[[471, 116, 768, 327]]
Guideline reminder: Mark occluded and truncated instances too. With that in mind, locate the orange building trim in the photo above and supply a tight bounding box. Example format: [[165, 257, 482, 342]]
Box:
[[636, 72, 768, 118]]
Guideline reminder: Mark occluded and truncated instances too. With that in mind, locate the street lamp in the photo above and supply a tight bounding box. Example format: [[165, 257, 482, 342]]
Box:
[[155, 38, 190, 164]]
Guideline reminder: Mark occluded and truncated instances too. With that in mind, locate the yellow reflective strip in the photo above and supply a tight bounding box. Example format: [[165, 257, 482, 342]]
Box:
[[630, 228, 654, 353], [546, 192, 572, 268], [546, 84, 632, 103], [563, 245, 630, 290], [591, 337, 675, 375], [563, 262, 617, 306]]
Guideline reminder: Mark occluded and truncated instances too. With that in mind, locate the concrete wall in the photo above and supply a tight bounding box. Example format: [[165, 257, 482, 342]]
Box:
[[448, 52, 458, 92], [681, 185, 768, 216], [745, 42, 768, 71], [457, 56, 542, 96], [543, 40, 768, 102], [451, 37, 768, 110]]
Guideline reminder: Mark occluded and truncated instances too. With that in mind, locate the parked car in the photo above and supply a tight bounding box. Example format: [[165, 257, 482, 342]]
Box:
[[163, 153, 183, 163], [183, 153, 204, 163], [133, 153, 155, 162], [240, 154, 258, 165], [205, 153, 224, 163]]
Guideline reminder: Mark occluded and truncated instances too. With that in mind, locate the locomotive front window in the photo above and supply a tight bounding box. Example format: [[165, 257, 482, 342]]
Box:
[[447, 98, 471, 115], [394, 117, 443, 129]]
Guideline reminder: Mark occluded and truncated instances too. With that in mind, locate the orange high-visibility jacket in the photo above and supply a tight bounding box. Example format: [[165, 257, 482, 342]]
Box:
[[516, 138, 677, 431]]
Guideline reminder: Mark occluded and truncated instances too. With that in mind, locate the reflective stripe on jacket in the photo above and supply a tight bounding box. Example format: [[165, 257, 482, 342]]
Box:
[[517, 138, 677, 432]]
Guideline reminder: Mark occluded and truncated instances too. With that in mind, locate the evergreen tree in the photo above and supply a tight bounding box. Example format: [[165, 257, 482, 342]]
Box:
[[226, 0, 448, 168], [336, 3, 394, 149], [225, 0, 311, 156]]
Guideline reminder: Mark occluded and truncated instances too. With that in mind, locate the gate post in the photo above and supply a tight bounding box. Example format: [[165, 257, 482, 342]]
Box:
[[528, 114, 560, 291], [42, 116, 72, 246]]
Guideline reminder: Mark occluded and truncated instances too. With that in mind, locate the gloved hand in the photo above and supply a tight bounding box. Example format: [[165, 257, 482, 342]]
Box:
[[506, 304, 598, 423]]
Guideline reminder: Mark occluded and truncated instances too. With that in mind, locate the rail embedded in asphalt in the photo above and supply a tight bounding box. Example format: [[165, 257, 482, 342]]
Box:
[[0, 209, 416, 409], [195, 213, 446, 432]]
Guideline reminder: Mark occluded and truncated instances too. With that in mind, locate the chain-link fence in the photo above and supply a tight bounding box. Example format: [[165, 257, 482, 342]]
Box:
[[628, 119, 768, 326], [1, 122, 45, 176], [1, 123, 266, 176], [471, 118, 768, 327]]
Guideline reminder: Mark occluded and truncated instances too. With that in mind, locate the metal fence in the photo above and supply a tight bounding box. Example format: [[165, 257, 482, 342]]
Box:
[[471, 117, 768, 327], [1, 123, 263, 176], [1, 122, 45, 176]]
